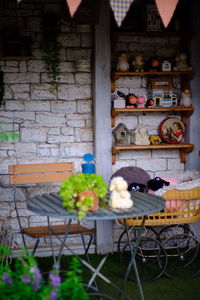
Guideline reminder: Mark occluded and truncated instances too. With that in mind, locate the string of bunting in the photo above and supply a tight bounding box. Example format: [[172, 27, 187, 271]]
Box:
[[16, 0, 180, 29], [109, 0, 135, 27], [66, 0, 82, 17], [65, 0, 180, 28], [155, 0, 180, 28]]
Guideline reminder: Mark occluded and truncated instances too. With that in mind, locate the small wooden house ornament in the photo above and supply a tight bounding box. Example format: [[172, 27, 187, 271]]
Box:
[[150, 77, 178, 107], [112, 123, 130, 145]]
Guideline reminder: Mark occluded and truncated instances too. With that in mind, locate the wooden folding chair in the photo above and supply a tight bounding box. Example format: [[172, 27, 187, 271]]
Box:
[[9, 162, 95, 256]]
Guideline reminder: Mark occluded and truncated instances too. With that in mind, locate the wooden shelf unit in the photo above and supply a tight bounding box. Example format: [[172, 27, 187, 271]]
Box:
[[111, 31, 195, 165], [111, 106, 194, 127], [112, 143, 194, 165], [111, 71, 194, 92]]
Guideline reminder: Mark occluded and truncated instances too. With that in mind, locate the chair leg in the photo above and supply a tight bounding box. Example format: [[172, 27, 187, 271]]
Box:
[[13, 186, 29, 256], [32, 238, 40, 255], [47, 216, 57, 264]]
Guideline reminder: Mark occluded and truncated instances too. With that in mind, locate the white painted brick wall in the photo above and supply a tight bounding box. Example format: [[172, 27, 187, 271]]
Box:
[[14, 143, 37, 158], [0, 2, 94, 253], [20, 126, 47, 142], [31, 83, 57, 100], [24, 100, 50, 112], [4, 73, 40, 84], [58, 84, 91, 100], [36, 112, 66, 126], [77, 101, 91, 113], [51, 101, 76, 114]]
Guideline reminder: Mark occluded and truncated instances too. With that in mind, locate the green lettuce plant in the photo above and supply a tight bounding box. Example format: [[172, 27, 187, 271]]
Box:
[[0, 246, 88, 300], [59, 173, 108, 220]]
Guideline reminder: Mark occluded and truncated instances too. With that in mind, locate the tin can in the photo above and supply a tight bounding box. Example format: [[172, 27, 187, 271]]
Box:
[[162, 61, 171, 72]]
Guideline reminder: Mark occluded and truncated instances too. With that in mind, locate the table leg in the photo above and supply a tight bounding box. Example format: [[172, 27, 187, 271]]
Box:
[[46, 217, 72, 265], [119, 216, 147, 300]]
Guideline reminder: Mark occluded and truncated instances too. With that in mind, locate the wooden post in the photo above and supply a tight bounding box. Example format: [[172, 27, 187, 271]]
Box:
[[93, 0, 113, 254], [189, 0, 200, 241]]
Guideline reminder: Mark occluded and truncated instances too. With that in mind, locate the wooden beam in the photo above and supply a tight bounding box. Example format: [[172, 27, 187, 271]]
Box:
[[93, 0, 113, 254]]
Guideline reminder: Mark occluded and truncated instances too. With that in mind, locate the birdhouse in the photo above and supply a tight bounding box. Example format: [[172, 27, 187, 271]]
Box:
[[112, 123, 130, 145]]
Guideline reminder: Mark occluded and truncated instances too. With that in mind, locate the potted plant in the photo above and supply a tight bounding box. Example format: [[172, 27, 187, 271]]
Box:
[[59, 173, 108, 220]]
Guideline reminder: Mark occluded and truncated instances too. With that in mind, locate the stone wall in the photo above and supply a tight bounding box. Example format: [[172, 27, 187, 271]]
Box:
[[0, 1, 94, 254]]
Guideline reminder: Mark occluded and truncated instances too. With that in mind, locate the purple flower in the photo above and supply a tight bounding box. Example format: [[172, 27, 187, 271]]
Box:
[[30, 266, 43, 291], [49, 272, 61, 287], [50, 289, 58, 300], [22, 276, 31, 284], [53, 264, 60, 270], [3, 273, 12, 285]]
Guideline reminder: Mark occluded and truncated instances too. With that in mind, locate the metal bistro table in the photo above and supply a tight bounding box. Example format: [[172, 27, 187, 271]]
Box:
[[27, 191, 165, 300]]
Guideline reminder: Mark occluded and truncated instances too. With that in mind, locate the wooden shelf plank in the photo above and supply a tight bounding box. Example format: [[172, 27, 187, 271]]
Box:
[[112, 71, 194, 77], [111, 71, 194, 92], [112, 107, 194, 113], [113, 32, 195, 39], [112, 143, 194, 164], [111, 107, 194, 127], [113, 143, 194, 150]]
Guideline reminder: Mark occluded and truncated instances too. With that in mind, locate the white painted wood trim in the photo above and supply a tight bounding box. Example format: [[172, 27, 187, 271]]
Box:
[[93, 0, 113, 254]]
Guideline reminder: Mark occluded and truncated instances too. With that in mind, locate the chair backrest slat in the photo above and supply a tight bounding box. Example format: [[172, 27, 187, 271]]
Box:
[[9, 162, 74, 185]]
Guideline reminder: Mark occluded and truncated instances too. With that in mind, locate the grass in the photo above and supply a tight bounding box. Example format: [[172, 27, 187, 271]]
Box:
[[36, 251, 200, 300]]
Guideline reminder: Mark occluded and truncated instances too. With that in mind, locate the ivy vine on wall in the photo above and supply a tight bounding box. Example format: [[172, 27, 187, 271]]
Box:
[[42, 12, 61, 94]]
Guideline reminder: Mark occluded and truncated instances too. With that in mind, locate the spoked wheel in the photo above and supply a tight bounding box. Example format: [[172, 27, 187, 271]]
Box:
[[159, 224, 194, 242], [120, 237, 167, 282], [117, 226, 159, 252], [162, 234, 200, 280]]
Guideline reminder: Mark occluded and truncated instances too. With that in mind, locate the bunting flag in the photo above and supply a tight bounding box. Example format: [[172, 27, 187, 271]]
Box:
[[110, 0, 135, 27], [66, 0, 82, 17], [155, 0, 180, 28]]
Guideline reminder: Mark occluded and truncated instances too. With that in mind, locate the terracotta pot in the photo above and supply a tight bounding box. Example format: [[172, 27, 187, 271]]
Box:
[[78, 190, 99, 211]]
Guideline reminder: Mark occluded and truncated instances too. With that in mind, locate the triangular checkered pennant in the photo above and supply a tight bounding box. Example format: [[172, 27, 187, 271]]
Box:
[[66, 0, 82, 17], [155, 0, 180, 28], [110, 0, 135, 27]]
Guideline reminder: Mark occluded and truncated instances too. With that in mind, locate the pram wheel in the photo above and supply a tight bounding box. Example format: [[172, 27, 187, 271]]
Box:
[[162, 234, 200, 280], [117, 226, 159, 252], [120, 237, 167, 282], [159, 224, 194, 242]]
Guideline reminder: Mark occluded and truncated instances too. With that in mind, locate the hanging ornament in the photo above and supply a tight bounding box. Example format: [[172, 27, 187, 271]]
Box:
[[110, 0, 135, 27], [155, 0, 180, 28], [66, 0, 82, 17]]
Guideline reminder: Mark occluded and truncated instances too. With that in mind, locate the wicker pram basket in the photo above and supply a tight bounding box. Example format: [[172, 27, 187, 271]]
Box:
[[120, 187, 200, 227]]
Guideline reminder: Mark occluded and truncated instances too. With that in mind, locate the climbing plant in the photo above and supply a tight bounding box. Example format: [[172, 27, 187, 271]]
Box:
[[42, 12, 61, 94]]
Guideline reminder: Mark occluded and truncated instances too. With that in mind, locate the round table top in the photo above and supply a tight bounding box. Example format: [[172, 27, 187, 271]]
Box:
[[27, 191, 165, 221]]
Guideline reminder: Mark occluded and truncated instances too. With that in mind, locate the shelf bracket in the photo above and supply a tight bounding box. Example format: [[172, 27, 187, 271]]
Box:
[[180, 73, 194, 90], [111, 111, 120, 127], [181, 110, 193, 126], [179, 146, 194, 163], [111, 74, 121, 92], [112, 146, 120, 164]]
